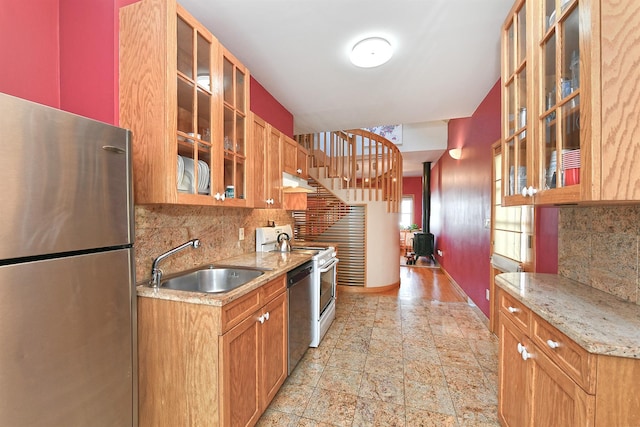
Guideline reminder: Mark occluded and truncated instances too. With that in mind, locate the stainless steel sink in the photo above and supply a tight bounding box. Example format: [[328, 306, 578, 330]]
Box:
[[161, 265, 264, 293]]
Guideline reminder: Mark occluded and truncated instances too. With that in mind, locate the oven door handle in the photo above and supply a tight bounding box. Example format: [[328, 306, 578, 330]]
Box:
[[319, 258, 339, 273]]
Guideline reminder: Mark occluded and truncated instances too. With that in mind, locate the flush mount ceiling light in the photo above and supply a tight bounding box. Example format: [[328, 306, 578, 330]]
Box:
[[350, 37, 393, 68]]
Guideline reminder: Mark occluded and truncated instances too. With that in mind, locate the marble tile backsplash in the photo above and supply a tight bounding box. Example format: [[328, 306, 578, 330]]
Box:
[[133, 205, 293, 283], [558, 205, 640, 304]]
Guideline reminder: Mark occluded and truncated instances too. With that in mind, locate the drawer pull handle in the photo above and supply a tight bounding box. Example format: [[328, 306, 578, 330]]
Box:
[[521, 349, 531, 361], [517, 342, 524, 354], [546, 339, 559, 349], [507, 306, 519, 313]]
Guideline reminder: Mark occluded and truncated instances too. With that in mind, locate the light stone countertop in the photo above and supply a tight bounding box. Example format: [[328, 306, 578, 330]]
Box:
[[495, 272, 640, 359], [136, 251, 313, 307]]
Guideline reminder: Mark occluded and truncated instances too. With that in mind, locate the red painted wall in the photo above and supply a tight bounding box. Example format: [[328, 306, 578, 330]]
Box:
[[402, 176, 423, 228], [250, 78, 294, 137], [0, 0, 60, 107], [535, 206, 559, 273], [60, 0, 117, 124], [432, 80, 559, 316]]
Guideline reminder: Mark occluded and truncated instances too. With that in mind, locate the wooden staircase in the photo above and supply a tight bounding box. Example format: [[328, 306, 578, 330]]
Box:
[[292, 129, 402, 288]]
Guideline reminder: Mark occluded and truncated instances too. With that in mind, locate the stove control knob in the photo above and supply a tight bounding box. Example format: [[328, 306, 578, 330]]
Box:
[[319, 259, 326, 266]]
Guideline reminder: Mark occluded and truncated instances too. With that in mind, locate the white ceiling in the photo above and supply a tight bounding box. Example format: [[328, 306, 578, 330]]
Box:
[[179, 0, 513, 175]]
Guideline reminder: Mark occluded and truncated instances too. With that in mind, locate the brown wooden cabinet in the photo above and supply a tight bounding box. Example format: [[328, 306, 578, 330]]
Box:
[[282, 135, 309, 178], [501, 0, 640, 205], [497, 287, 640, 426], [119, 0, 250, 206], [137, 274, 288, 427], [250, 113, 282, 208]]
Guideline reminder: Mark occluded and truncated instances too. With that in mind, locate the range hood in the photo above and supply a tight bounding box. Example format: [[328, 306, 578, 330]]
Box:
[[282, 171, 315, 193]]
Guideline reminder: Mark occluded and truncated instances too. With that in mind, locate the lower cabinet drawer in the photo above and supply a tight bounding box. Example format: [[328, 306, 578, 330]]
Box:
[[498, 289, 530, 333], [531, 314, 596, 393]]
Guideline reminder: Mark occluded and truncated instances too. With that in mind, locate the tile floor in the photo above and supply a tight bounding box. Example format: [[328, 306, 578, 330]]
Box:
[[258, 291, 500, 426]]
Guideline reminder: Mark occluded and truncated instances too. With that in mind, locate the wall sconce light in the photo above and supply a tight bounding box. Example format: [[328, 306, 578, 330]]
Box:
[[449, 148, 462, 160]]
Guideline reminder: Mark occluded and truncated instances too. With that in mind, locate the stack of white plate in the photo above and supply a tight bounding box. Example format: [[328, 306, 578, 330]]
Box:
[[177, 155, 210, 193], [197, 160, 210, 194]]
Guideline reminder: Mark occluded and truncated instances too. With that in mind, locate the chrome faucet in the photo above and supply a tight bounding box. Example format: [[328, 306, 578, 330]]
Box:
[[150, 239, 201, 288]]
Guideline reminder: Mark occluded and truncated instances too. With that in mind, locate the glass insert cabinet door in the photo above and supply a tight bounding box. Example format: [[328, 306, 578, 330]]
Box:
[[540, 0, 581, 191], [222, 48, 248, 203], [176, 15, 214, 196], [502, 0, 529, 199]]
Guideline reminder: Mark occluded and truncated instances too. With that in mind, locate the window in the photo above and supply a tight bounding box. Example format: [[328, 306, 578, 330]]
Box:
[[400, 196, 414, 228]]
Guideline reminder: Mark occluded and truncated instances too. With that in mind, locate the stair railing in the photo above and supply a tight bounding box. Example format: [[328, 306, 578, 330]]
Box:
[[296, 129, 403, 212]]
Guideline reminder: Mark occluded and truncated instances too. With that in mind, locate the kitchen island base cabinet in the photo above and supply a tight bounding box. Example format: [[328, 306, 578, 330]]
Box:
[[497, 287, 640, 427], [137, 274, 287, 427]]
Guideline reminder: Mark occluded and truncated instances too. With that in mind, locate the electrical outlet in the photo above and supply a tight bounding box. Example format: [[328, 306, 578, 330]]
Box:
[[484, 218, 491, 229], [238, 227, 245, 241], [486, 289, 490, 300]]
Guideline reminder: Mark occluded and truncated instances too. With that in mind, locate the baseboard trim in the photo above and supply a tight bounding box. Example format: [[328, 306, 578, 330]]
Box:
[[439, 266, 490, 329], [338, 281, 400, 294]]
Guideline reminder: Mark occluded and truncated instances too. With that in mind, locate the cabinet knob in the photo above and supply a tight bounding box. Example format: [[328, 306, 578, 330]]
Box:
[[296, 168, 302, 174], [521, 186, 538, 197], [264, 311, 270, 321], [507, 306, 519, 313], [258, 314, 265, 324], [521, 348, 531, 361], [214, 192, 226, 201], [517, 342, 524, 354], [546, 339, 559, 349]]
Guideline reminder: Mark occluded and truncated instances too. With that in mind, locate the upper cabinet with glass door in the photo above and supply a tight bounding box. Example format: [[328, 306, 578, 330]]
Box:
[[119, 0, 253, 206], [501, 0, 640, 204], [501, 0, 533, 206], [532, 0, 581, 203], [221, 47, 250, 206]]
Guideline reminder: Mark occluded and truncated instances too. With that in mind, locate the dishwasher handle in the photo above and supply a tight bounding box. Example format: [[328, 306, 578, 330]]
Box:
[[287, 262, 313, 288]]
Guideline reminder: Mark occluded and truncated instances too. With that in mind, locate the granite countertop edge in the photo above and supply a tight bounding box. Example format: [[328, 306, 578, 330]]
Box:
[[495, 272, 640, 359], [136, 251, 313, 307]]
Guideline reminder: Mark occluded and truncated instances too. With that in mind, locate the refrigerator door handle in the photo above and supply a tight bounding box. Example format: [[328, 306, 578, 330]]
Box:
[[102, 145, 126, 154]]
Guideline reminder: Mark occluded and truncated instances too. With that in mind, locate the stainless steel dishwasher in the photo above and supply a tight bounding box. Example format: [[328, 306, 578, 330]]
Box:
[[287, 261, 313, 374]]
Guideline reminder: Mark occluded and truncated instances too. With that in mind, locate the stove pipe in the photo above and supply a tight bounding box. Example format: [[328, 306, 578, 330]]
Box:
[[422, 161, 431, 233]]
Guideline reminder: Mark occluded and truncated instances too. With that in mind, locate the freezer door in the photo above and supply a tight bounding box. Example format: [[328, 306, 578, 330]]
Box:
[[0, 249, 135, 427], [0, 93, 133, 259]]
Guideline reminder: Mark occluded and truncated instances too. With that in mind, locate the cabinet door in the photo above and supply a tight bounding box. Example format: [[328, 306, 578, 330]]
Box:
[[260, 291, 288, 408], [267, 126, 283, 208], [501, 0, 533, 206], [529, 339, 595, 427], [221, 47, 249, 206], [534, 0, 581, 204], [220, 312, 261, 427], [297, 145, 310, 178], [498, 313, 531, 427], [250, 113, 269, 208], [282, 135, 298, 175]]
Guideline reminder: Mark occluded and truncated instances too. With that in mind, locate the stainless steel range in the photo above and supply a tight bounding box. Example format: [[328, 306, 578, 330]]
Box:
[[256, 225, 338, 347]]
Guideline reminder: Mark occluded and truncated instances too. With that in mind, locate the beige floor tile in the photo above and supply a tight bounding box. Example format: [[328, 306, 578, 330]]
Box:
[[266, 281, 498, 427], [287, 360, 325, 387], [302, 388, 358, 427], [405, 406, 459, 427], [316, 366, 363, 394], [257, 409, 301, 426], [352, 396, 406, 426], [358, 371, 405, 405], [364, 354, 404, 378], [268, 382, 316, 416], [327, 348, 367, 371], [404, 379, 456, 416]]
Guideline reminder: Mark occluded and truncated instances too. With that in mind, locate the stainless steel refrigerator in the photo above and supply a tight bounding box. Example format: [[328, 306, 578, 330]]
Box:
[[0, 93, 137, 426]]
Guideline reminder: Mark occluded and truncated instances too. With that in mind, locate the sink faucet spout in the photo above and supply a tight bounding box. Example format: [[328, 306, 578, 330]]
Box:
[[150, 239, 201, 287]]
